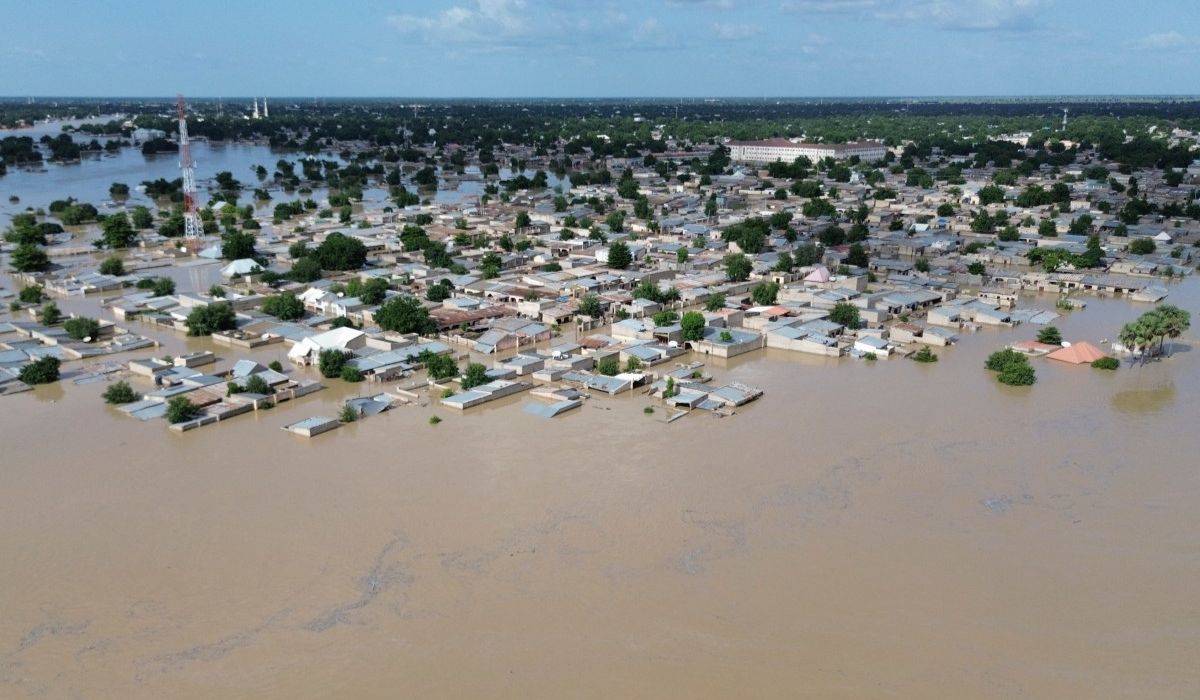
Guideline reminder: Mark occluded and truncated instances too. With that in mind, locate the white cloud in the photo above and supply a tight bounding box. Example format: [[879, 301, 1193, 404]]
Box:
[[1126, 31, 1196, 51], [388, 1, 656, 52], [780, 0, 1049, 31], [712, 22, 763, 40], [388, 0, 531, 45]]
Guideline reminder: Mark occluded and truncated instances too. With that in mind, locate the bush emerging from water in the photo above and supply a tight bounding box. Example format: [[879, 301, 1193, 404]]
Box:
[[318, 349, 347, 378], [596, 356, 620, 376], [1036, 326, 1063, 346], [18, 285, 44, 304], [64, 316, 100, 341], [912, 346, 938, 363], [243, 375, 272, 394], [986, 348, 1036, 386], [165, 395, 200, 423], [102, 380, 137, 404], [19, 356, 60, 384], [1091, 356, 1120, 370], [40, 302, 61, 325]]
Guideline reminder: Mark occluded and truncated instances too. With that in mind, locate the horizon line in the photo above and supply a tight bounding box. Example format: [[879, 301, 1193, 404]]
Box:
[[4, 93, 1200, 101]]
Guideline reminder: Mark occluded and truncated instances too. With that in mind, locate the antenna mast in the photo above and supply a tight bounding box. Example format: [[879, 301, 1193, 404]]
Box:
[[177, 95, 202, 241]]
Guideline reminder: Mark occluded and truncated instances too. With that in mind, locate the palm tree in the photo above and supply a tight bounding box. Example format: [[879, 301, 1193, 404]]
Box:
[[1152, 305, 1191, 356], [1118, 321, 1143, 364]]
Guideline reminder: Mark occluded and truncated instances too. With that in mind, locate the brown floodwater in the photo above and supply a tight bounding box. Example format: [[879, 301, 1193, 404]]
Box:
[[1, 270, 1198, 699]]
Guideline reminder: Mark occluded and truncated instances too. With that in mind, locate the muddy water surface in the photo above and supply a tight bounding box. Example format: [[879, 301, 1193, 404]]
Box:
[[1, 271, 1198, 698]]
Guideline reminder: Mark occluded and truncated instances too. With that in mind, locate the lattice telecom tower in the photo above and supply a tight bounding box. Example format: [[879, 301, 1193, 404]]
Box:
[[176, 95, 202, 241]]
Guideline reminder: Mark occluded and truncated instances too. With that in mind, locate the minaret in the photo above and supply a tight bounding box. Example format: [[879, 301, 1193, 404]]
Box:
[[263, 98, 269, 118], [1061, 108, 1068, 132], [253, 98, 260, 120]]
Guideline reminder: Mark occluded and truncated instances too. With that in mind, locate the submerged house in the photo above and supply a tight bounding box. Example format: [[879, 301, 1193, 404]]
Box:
[[287, 327, 367, 365]]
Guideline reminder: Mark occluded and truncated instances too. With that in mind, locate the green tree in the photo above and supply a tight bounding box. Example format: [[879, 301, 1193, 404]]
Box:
[[912, 346, 938, 363], [41, 302, 61, 325], [419, 350, 458, 380], [676, 247, 689, 265], [165, 395, 201, 423], [845, 243, 869, 268], [606, 241, 632, 270], [18, 285, 45, 304], [634, 196, 651, 219], [346, 277, 390, 305], [64, 316, 100, 341], [100, 212, 137, 249], [318, 349, 348, 378], [11, 243, 50, 272], [724, 253, 752, 282], [374, 296, 435, 335], [977, 184, 1005, 205], [829, 301, 861, 330], [262, 292, 305, 320], [98, 256, 125, 276], [461, 362, 489, 389], [426, 280, 453, 302], [102, 380, 138, 404], [288, 241, 311, 259], [314, 232, 367, 270], [1128, 238, 1156, 255], [1036, 326, 1063, 345], [985, 348, 1032, 379], [289, 256, 323, 282], [19, 356, 60, 384], [185, 303, 236, 336], [221, 230, 257, 260], [243, 375, 272, 395], [340, 366, 364, 382], [578, 294, 603, 318], [751, 281, 780, 305], [998, 362, 1036, 386], [705, 293, 727, 312], [652, 310, 679, 326], [130, 205, 154, 229], [152, 278, 175, 297], [596, 356, 620, 376], [680, 311, 706, 342]]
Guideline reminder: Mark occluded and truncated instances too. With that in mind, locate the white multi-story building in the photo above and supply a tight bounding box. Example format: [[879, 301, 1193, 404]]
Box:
[[726, 138, 887, 163]]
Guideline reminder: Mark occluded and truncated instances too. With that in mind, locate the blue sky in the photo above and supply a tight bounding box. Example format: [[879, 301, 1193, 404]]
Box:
[[2, 0, 1198, 97]]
